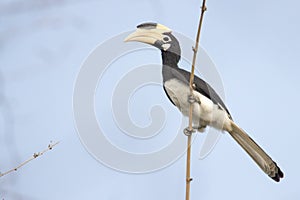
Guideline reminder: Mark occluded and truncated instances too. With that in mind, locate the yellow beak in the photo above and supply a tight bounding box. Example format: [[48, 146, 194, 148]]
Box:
[[124, 23, 172, 45]]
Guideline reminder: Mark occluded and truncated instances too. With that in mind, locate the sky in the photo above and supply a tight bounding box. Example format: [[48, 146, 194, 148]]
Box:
[[1, 0, 300, 199]]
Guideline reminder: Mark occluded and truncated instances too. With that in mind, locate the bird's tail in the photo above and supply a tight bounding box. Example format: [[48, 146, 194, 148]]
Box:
[[227, 121, 284, 182]]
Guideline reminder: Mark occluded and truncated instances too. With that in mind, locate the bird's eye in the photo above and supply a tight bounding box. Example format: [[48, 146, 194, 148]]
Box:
[[163, 36, 170, 42]]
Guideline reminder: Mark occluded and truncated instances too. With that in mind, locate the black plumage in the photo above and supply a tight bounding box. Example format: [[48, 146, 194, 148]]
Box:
[[160, 33, 232, 118]]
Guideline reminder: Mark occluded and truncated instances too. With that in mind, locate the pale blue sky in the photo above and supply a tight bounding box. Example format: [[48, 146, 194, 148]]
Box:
[[1, 0, 299, 199]]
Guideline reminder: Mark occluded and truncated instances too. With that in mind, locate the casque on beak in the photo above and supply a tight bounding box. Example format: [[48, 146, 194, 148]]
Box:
[[124, 23, 172, 46]]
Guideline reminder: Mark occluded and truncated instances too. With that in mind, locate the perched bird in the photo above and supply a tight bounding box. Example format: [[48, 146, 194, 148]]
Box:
[[124, 22, 284, 182]]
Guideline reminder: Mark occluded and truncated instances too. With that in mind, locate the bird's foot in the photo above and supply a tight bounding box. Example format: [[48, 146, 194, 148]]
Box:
[[188, 94, 200, 104], [193, 126, 207, 133], [184, 127, 196, 136]]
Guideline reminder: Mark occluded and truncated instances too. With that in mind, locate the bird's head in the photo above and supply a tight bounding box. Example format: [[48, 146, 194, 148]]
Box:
[[124, 22, 181, 64]]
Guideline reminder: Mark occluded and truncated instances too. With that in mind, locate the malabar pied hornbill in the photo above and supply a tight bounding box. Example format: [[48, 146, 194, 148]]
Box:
[[124, 22, 283, 182]]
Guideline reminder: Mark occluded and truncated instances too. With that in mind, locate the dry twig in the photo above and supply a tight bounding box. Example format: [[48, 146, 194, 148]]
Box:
[[185, 1, 207, 200], [0, 141, 59, 178]]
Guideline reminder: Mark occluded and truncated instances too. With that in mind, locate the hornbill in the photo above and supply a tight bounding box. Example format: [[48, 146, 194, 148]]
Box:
[[124, 22, 284, 182]]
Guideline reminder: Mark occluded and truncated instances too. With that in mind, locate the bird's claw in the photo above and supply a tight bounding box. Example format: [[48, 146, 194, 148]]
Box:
[[193, 126, 207, 133], [184, 127, 196, 136], [188, 94, 201, 104], [188, 94, 196, 104]]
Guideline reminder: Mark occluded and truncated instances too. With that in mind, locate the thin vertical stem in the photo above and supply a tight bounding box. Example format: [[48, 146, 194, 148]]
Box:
[[185, 134, 192, 200], [185, 1, 207, 200]]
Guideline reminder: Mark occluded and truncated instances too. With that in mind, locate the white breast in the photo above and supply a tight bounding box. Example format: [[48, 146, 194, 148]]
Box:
[[164, 78, 231, 130]]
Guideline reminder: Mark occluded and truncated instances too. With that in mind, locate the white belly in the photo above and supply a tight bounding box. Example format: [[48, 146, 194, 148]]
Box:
[[164, 78, 231, 130]]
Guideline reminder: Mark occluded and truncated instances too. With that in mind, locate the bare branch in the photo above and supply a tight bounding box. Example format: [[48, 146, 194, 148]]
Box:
[[185, 1, 208, 200], [0, 141, 59, 178]]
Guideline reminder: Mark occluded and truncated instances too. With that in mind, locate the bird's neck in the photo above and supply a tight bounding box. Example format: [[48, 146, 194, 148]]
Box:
[[161, 51, 180, 82], [161, 51, 180, 68]]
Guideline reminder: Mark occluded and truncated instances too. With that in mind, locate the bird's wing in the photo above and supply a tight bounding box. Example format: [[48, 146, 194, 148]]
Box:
[[175, 67, 232, 118]]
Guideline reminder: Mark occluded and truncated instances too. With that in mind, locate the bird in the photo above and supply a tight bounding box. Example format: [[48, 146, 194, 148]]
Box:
[[124, 22, 284, 182]]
